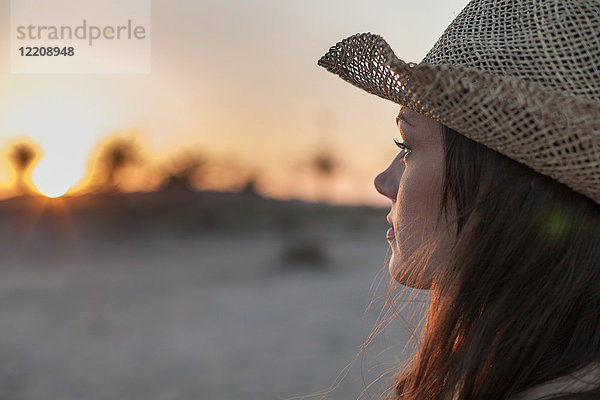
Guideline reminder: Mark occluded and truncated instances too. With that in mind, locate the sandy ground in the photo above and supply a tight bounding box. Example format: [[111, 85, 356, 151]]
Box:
[[0, 198, 430, 400]]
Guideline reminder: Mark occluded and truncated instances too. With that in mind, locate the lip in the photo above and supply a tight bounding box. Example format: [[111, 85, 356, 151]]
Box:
[[386, 227, 395, 240], [386, 215, 395, 240]]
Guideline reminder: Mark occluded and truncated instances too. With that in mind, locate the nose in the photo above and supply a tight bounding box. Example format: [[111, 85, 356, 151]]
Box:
[[374, 153, 404, 201]]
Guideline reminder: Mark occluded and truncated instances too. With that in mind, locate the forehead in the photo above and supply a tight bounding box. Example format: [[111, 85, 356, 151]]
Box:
[[397, 108, 443, 144]]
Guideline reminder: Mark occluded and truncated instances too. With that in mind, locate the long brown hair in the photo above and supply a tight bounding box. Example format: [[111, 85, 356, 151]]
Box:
[[393, 126, 600, 399]]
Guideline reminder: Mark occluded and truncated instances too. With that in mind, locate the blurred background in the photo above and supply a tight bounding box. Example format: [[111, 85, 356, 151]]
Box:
[[0, 0, 468, 399]]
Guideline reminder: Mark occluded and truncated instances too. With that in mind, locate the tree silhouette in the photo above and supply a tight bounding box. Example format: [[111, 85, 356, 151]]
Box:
[[98, 138, 140, 192], [9, 142, 38, 195], [239, 173, 260, 196], [161, 151, 208, 192], [310, 147, 338, 203]]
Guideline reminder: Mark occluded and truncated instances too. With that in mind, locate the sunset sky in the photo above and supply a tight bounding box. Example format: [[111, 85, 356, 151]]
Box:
[[0, 0, 470, 205]]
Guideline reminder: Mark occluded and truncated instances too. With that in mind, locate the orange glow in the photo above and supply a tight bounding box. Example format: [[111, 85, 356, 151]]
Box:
[[0, 82, 131, 198], [70, 130, 160, 194], [0, 130, 389, 206]]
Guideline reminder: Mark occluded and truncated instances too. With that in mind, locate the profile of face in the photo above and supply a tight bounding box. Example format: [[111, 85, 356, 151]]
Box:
[[374, 108, 455, 289]]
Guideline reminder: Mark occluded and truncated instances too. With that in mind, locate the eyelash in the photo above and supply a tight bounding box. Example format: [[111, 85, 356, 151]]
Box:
[[394, 138, 411, 154]]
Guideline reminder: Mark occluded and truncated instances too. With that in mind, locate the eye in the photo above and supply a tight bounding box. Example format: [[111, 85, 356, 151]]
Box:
[[394, 138, 411, 156]]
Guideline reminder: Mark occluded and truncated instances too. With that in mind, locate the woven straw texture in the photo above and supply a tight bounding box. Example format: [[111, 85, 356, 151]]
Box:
[[318, 0, 600, 205]]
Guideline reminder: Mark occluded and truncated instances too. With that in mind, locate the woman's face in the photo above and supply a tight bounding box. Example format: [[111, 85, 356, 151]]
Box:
[[374, 108, 454, 289]]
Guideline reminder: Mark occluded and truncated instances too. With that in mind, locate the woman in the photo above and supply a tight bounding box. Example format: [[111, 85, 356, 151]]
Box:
[[318, 1, 600, 399]]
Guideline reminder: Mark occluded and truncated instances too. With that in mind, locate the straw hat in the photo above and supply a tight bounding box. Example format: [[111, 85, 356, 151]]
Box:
[[318, 0, 600, 204]]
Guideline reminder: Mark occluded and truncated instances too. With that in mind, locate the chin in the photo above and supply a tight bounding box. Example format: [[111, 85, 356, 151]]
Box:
[[389, 254, 433, 290]]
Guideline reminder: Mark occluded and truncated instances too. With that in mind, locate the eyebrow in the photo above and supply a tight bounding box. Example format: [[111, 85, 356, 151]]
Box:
[[396, 110, 415, 127]]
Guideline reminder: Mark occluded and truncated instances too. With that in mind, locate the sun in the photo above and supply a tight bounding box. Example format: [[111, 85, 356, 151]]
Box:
[[35, 183, 69, 198], [31, 157, 75, 198], [0, 82, 129, 199]]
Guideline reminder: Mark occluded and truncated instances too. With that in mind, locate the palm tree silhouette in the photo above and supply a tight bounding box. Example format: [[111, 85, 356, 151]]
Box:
[[310, 147, 338, 203], [98, 138, 140, 192], [9, 142, 38, 196]]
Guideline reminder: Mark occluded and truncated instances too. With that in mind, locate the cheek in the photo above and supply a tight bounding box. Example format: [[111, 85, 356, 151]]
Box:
[[390, 162, 446, 288], [393, 160, 444, 251]]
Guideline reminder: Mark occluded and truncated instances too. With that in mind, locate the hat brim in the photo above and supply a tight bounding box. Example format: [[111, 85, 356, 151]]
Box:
[[318, 33, 600, 205]]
